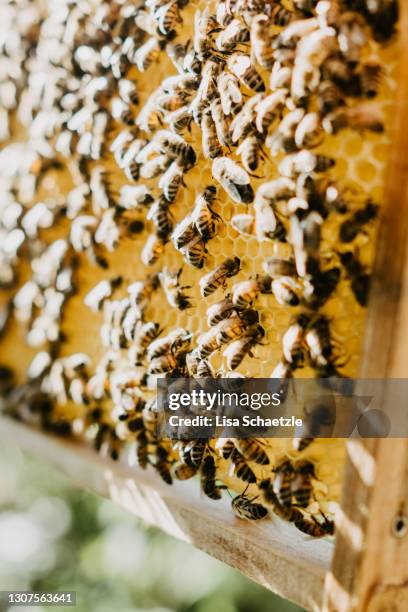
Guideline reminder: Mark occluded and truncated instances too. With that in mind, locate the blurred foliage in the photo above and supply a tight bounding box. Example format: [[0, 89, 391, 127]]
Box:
[[0, 440, 303, 612]]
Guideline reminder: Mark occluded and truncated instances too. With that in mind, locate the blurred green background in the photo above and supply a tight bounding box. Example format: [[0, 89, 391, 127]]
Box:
[[0, 439, 303, 612]]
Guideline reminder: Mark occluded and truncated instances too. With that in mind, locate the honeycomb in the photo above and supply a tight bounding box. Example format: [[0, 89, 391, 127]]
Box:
[[0, 0, 399, 536]]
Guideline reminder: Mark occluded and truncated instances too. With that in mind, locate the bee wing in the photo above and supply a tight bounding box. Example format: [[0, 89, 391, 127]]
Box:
[[228, 53, 251, 77], [225, 158, 250, 185]]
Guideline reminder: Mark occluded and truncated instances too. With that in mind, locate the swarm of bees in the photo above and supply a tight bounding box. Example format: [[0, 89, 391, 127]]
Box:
[[0, 0, 399, 537]]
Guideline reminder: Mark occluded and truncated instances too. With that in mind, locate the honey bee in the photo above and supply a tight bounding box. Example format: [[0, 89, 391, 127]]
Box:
[[212, 157, 254, 204], [217, 71, 243, 116], [139, 155, 170, 179], [137, 139, 167, 164], [254, 196, 287, 242], [199, 257, 240, 298], [216, 1, 234, 27], [119, 185, 154, 209], [183, 439, 207, 467], [233, 438, 269, 465], [223, 324, 265, 369], [166, 106, 192, 134], [291, 460, 316, 508], [201, 454, 223, 500], [294, 512, 335, 537], [190, 60, 222, 124], [231, 490, 269, 520], [147, 328, 192, 361], [192, 185, 221, 240], [293, 400, 336, 451], [256, 177, 296, 205], [136, 430, 150, 469], [289, 210, 323, 278], [275, 17, 319, 49], [297, 25, 337, 64], [263, 257, 296, 278], [279, 150, 335, 177], [135, 321, 162, 351], [255, 90, 287, 134], [291, 0, 318, 14], [195, 358, 216, 378], [259, 479, 299, 521], [128, 274, 160, 311], [206, 296, 235, 326], [230, 453, 257, 483], [231, 213, 254, 236], [142, 398, 160, 442], [237, 134, 264, 173], [194, 7, 218, 60], [197, 327, 222, 359], [339, 201, 378, 243], [270, 359, 294, 403], [250, 14, 273, 69], [118, 79, 139, 106], [155, 130, 196, 168], [136, 92, 164, 132], [365, 0, 399, 42], [158, 161, 185, 203], [322, 105, 384, 135], [141, 234, 166, 266], [231, 276, 270, 308], [159, 267, 192, 310], [282, 314, 310, 368], [210, 99, 233, 148], [148, 351, 186, 375], [84, 277, 122, 312], [147, 196, 173, 240], [166, 40, 189, 72], [273, 460, 295, 507], [154, 0, 182, 36], [227, 53, 265, 92], [215, 437, 235, 459], [157, 92, 188, 112], [111, 98, 134, 126], [185, 350, 201, 376], [154, 444, 173, 484], [201, 110, 223, 159], [336, 12, 366, 64], [161, 74, 199, 95], [216, 18, 249, 52], [96, 425, 122, 461], [217, 310, 259, 346], [303, 265, 341, 309], [294, 112, 323, 149], [269, 61, 292, 91], [304, 315, 333, 366], [134, 37, 161, 72], [317, 80, 345, 116], [181, 234, 208, 268], [172, 215, 198, 250], [271, 276, 301, 307], [183, 49, 203, 75], [230, 95, 260, 143], [338, 251, 370, 307]]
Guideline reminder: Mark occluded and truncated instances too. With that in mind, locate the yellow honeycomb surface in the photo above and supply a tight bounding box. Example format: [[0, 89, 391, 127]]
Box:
[[0, 0, 400, 536]]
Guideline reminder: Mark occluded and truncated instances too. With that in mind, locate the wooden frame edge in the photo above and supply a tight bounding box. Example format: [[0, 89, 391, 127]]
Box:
[[325, 4, 408, 610]]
